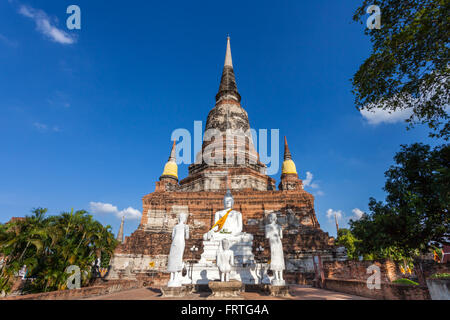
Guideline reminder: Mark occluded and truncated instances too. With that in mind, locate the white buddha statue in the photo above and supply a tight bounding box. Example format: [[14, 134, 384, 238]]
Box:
[[167, 213, 189, 287], [216, 239, 234, 282], [203, 189, 251, 242], [265, 212, 285, 285]]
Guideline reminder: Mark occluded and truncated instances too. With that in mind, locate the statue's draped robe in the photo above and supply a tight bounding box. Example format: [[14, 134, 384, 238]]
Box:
[[167, 223, 189, 272], [214, 209, 242, 234], [265, 223, 285, 271]]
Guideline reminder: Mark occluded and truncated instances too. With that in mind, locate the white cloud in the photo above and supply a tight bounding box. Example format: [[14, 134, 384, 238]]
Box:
[[118, 207, 142, 220], [361, 108, 413, 125], [325, 208, 364, 228], [303, 172, 313, 187], [18, 5, 76, 45], [303, 172, 319, 189], [90, 202, 118, 215], [89, 202, 141, 221], [326, 209, 343, 221], [360, 76, 449, 127], [303, 171, 323, 196], [352, 208, 364, 220]]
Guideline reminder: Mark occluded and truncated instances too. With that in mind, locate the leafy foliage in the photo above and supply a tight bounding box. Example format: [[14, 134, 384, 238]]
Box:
[[0, 208, 118, 294], [352, 0, 449, 139], [350, 143, 450, 261], [336, 229, 361, 260], [392, 278, 419, 285]]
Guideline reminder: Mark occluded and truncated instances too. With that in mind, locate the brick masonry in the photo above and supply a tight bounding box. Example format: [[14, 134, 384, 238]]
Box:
[[321, 259, 450, 300], [109, 42, 346, 281], [323, 260, 399, 283], [2, 280, 139, 300], [110, 188, 345, 279], [324, 279, 431, 300], [323, 259, 450, 283]]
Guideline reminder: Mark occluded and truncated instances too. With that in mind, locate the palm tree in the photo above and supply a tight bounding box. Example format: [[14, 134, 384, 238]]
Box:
[[0, 208, 118, 294]]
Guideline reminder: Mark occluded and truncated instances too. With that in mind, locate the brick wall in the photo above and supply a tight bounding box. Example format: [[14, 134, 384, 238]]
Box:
[[324, 279, 430, 300], [285, 272, 316, 285], [2, 280, 139, 300], [323, 259, 450, 283], [321, 260, 450, 300], [419, 260, 450, 278], [323, 260, 400, 282], [135, 272, 170, 287], [115, 189, 339, 273]]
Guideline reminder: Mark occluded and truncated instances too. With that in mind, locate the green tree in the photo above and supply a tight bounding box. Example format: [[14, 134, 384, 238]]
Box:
[[352, 0, 449, 139], [350, 143, 450, 261], [336, 228, 361, 260], [0, 208, 118, 294]]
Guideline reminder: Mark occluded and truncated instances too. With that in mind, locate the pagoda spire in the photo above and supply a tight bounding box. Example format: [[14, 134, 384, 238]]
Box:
[[160, 140, 178, 181], [335, 212, 340, 235], [168, 140, 176, 162], [281, 136, 298, 175], [224, 36, 233, 67], [216, 36, 241, 103], [284, 136, 292, 161], [117, 216, 125, 243]]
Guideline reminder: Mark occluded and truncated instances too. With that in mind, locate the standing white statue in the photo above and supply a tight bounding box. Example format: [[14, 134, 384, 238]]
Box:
[[124, 259, 135, 278], [265, 212, 285, 285], [203, 189, 247, 241], [216, 239, 234, 282], [167, 213, 190, 287]]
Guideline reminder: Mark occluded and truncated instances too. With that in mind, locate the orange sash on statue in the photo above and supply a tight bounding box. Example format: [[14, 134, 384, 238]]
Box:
[[210, 208, 233, 233]]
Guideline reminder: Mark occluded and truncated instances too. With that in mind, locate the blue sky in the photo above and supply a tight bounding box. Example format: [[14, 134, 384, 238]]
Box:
[[0, 0, 439, 238]]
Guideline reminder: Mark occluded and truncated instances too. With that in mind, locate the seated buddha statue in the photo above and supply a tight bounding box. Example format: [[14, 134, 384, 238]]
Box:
[[203, 189, 252, 242]]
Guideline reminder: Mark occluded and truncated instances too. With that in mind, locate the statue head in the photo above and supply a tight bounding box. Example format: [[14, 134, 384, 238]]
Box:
[[268, 212, 277, 224], [221, 239, 230, 251], [178, 213, 187, 224], [224, 189, 234, 209]]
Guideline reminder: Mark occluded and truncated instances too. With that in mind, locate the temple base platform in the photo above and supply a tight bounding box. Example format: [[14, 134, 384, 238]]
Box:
[[207, 280, 244, 299]]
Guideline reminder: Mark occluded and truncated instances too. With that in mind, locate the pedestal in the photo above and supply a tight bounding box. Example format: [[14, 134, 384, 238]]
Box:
[[191, 233, 257, 284], [271, 279, 286, 286], [207, 280, 244, 299], [264, 284, 291, 297], [160, 285, 190, 298]]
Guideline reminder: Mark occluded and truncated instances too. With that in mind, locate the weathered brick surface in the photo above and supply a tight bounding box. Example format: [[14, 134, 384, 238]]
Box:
[[113, 188, 339, 276], [323, 259, 450, 283], [324, 279, 431, 300], [111, 49, 344, 278], [2, 280, 139, 300], [419, 260, 450, 278], [323, 260, 399, 283]]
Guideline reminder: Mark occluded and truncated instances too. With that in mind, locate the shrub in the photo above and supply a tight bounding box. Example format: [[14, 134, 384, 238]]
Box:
[[392, 278, 419, 286]]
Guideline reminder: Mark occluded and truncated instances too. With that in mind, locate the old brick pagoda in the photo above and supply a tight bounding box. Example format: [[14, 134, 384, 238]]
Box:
[[108, 37, 346, 285]]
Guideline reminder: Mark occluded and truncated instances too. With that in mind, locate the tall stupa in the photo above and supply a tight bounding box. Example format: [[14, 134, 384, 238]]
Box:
[[109, 37, 345, 285]]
